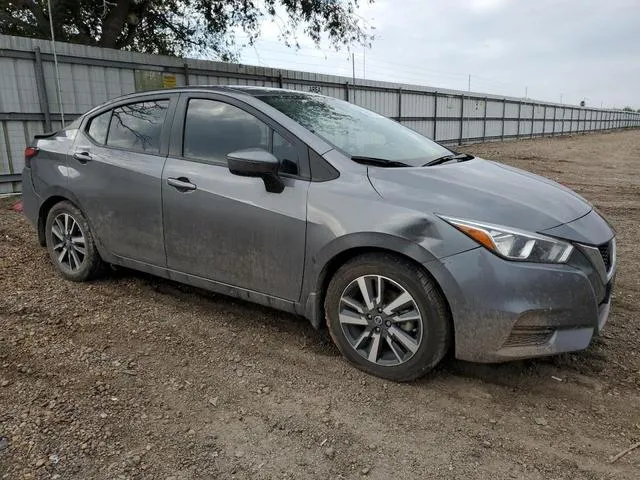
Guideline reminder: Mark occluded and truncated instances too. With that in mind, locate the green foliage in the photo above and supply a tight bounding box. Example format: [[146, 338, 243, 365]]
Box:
[[622, 106, 634, 112], [0, 0, 373, 59]]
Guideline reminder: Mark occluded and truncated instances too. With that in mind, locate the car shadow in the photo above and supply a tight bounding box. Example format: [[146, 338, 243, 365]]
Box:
[[100, 267, 613, 386], [106, 266, 341, 358]]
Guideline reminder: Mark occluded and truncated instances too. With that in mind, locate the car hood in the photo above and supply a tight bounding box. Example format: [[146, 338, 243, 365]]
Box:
[[368, 158, 591, 232]]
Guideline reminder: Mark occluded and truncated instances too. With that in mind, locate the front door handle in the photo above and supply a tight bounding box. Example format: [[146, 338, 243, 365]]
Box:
[[167, 177, 197, 192], [73, 151, 93, 163]]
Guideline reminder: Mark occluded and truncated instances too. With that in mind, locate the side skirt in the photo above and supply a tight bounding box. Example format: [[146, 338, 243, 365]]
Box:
[[107, 254, 301, 317]]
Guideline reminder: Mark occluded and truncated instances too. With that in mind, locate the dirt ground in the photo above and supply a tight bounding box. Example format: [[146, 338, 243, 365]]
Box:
[[1, 130, 639, 480]]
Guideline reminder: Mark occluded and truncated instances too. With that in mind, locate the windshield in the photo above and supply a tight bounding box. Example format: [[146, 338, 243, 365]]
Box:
[[258, 93, 453, 166]]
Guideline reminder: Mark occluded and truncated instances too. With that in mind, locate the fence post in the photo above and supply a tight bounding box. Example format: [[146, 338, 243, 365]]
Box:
[[345, 81, 350, 102], [576, 108, 580, 133], [542, 104, 547, 137], [516, 101, 522, 138], [397, 88, 402, 124], [571, 108, 575, 133], [183, 63, 190, 86], [278, 72, 283, 89], [552, 106, 556, 136], [585, 109, 588, 132], [576, 108, 579, 133], [459, 94, 465, 145], [34, 47, 52, 132], [482, 97, 488, 142], [501, 99, 506, 140], [570, 108, 574, 133], [578, 108, 582, 133], [530, 103, 535, 138], [432, 91, 438, 141]]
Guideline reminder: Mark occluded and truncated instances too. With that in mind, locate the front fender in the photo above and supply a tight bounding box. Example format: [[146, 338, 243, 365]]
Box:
[[299, 231, 443, 328]]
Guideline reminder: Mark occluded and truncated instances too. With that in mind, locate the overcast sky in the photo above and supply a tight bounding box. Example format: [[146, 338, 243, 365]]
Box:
[[236, 0, 640, 109]]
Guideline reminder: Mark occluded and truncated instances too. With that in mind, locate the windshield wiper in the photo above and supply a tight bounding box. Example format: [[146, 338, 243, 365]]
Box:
[[423, 153, 474, 166], [351, 156, 411, 168]]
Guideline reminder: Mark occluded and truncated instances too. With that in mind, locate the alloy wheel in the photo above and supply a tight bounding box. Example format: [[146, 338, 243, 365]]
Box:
[[51, 213, 86, 271], [338, 275, 424, 366]]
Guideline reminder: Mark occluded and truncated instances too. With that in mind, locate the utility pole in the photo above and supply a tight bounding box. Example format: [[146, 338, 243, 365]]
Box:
[[352, 53, 355, 85], [525, 86, 528, 99], [468, 74, 471, 92], [363, 46, 366, 80], [47, 0, 65, 125]]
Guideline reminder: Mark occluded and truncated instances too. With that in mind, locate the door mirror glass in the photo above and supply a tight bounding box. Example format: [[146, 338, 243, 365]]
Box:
[[227, 148, 284, 193]]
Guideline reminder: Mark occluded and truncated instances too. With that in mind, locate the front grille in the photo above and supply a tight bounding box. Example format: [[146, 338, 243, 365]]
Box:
[[598, 242, 611, 272]]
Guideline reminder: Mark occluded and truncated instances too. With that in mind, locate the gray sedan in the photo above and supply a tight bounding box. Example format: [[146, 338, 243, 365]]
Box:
[[21, 87, 616, 381]]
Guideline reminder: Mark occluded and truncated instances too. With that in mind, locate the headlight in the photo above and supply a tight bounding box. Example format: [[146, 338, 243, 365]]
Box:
[[440, 216, 573, 263]]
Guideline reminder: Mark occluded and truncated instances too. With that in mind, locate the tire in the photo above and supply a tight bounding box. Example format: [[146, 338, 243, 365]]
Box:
[[45, 200, 105, 282], [324, 253, 451, 382]]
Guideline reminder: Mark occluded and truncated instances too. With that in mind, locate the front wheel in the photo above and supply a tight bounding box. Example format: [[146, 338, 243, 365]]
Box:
[[45, 200, 104, 282], [324, 253, 451, 382]]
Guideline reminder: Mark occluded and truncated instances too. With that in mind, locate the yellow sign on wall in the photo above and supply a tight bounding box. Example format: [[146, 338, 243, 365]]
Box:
[[134, 71, 178, 91], [162, 74, 177, 88]]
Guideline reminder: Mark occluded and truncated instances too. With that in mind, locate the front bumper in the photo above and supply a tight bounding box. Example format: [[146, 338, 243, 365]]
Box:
[[426, 241, 615, 363]]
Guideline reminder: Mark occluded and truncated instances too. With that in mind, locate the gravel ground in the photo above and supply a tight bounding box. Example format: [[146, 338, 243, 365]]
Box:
[[1, 129, 639, 480]]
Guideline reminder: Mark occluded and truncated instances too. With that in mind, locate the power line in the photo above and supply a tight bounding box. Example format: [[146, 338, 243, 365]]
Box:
[[235, 41, 602, 106]]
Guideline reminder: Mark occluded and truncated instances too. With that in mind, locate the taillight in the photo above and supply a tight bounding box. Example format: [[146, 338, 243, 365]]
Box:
[[24, 147, 39, 168]]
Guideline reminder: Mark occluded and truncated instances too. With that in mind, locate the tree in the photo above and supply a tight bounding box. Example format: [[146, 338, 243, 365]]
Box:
[[622, 106, 634, 112], [0, 0, 373, 59]]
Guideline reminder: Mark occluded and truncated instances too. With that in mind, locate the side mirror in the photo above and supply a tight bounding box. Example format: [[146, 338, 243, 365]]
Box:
[[227, 148, 284, 193]]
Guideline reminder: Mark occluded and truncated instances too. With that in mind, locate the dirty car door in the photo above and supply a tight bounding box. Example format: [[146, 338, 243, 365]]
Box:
[[162, 94, 309, 301], [70, 95, 176, 265]]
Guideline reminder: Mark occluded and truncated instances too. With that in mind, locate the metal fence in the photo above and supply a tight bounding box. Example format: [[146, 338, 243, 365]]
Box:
[[1, 34, 639, 193]]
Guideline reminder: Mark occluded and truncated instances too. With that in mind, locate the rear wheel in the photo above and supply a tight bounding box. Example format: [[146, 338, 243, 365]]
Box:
[[45, 201, 104, 281], [325, 253, 450, 382]]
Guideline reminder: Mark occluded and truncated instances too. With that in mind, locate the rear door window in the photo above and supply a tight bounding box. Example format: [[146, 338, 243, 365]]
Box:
[[107, 100, 169, 154]]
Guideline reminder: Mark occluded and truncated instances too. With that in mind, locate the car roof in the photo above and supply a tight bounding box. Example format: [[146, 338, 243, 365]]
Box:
[[111, 85, 315, 102]]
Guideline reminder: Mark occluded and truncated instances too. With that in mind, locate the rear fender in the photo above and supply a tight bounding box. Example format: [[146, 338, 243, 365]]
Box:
[[37, 187, 111, 261]]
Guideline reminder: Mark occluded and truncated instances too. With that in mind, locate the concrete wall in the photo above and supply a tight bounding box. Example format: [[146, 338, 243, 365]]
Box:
[[1, 34, 639, 193]]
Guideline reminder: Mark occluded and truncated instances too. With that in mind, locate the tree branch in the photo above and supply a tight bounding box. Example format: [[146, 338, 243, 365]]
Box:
[[98, 0, 133, 48]]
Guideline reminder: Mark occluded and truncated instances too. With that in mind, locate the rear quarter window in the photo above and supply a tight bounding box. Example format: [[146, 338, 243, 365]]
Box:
[[86, 111, 111, 144]]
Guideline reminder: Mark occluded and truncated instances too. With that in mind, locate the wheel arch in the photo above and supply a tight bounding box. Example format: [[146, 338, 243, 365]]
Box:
[[37, 194, 72, 246], [36, 188, 107, 259], [302, 234, 454, 345]]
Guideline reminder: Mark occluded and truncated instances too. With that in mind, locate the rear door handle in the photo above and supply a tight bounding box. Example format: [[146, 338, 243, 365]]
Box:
[[73, 151, 93, 163], [167, 177, 197, 192]]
